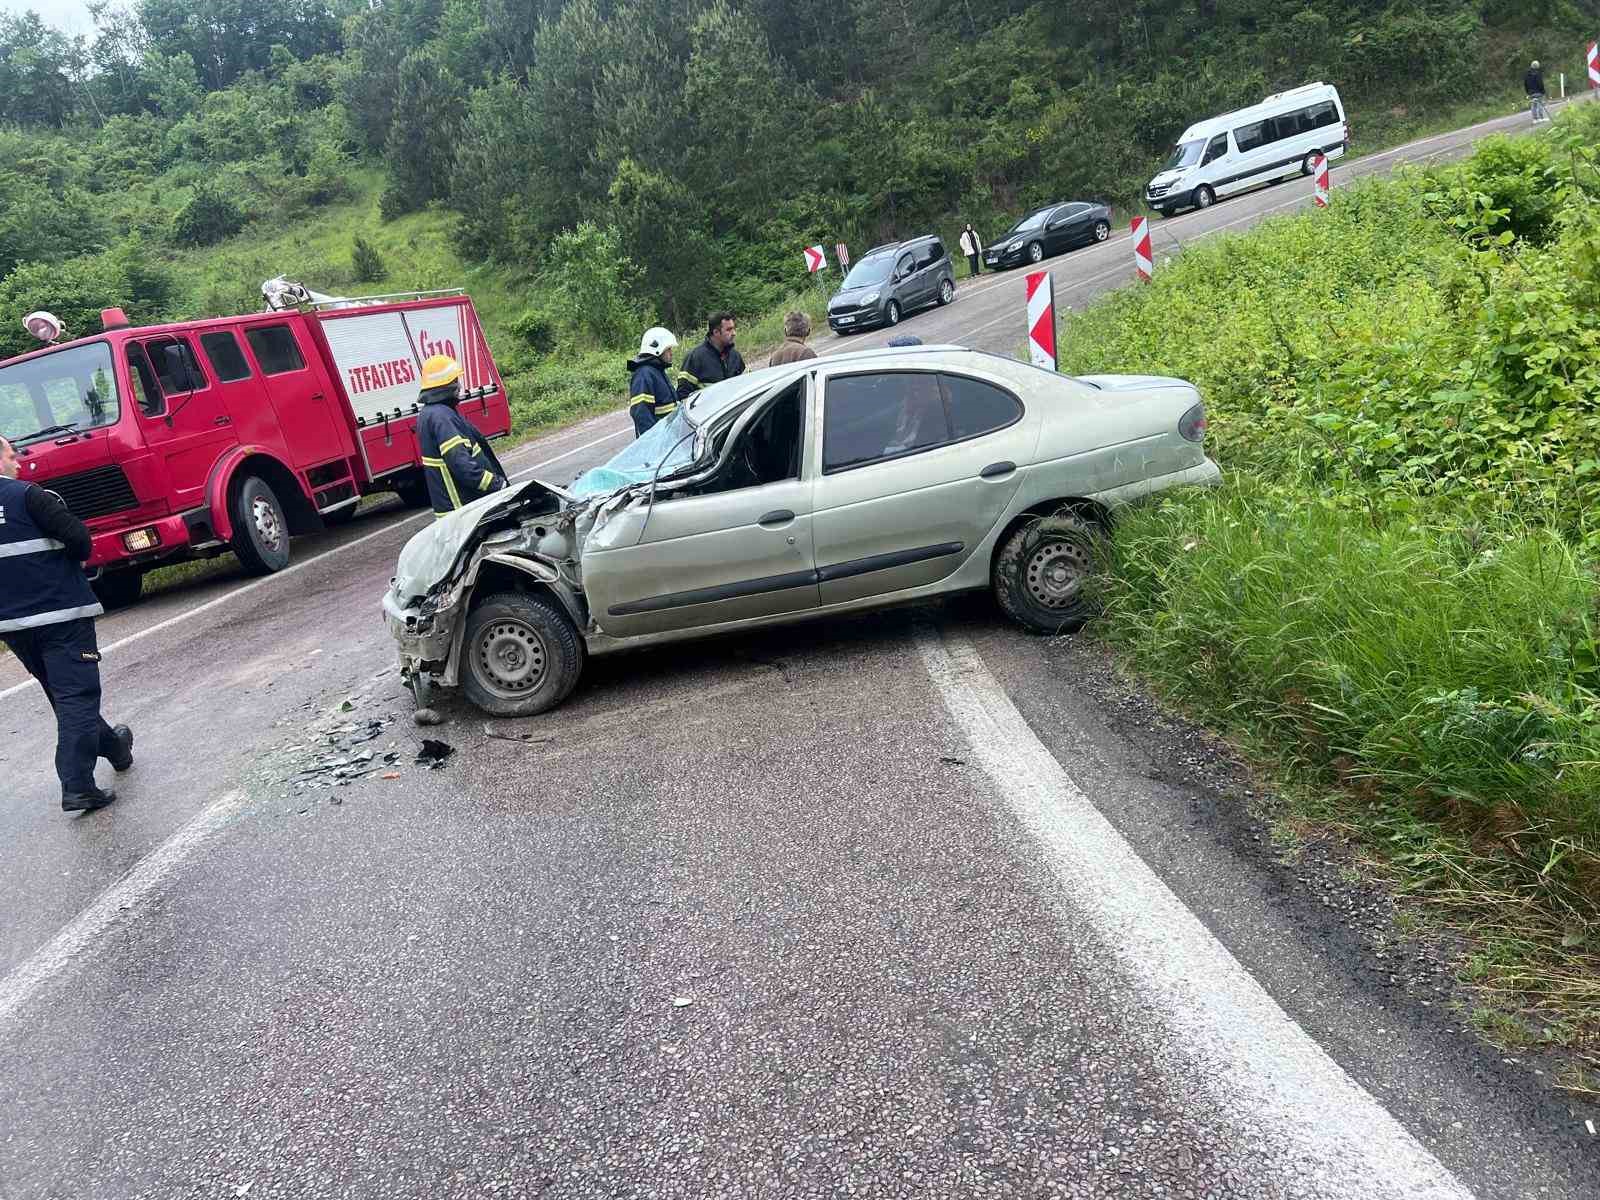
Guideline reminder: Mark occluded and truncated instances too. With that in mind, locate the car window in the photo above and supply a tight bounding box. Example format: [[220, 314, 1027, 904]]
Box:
[[245, 325, 307, 375], [823, 372, 950, 473], [201, 331, 253, 382], [1203, 132, 1229, 163], [124, 343, 165, 418], [941, 373, 1023, 441], [1233, 120, 1266, 153], [1307, 100, 1338, 129], [895, 252, 916, 278], [144, 336, 207, 396], [917, 240, 944, 268]]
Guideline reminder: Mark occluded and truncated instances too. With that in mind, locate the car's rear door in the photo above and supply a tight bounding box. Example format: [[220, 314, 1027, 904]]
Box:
[[810, 365, 1039, 606], [582, 379, 819, 639]]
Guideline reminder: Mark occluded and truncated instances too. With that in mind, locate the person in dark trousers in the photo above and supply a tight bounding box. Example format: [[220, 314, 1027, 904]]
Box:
[[1526, 60, 1549, 123], [416, 354, 508, 517], [676, 312, 745, 403], [627, 326, 680, 437], [958, 223, 984, 277], [0, 435, 134, 812]]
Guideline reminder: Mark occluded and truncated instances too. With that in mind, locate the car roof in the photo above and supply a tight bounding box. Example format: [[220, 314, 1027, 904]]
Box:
[[1178, 81, 1340, 141]]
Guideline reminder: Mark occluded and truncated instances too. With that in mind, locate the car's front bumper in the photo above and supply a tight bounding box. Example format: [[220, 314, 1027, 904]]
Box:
[[828, 308, 885, 331], [983, 246, 1027, 269]]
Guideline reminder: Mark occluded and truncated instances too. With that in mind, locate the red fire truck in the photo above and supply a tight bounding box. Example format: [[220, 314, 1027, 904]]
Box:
[[0, 288, 511, 606]]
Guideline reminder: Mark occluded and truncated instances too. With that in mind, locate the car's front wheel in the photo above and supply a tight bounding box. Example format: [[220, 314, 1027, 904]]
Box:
[[461, 591, 584, 717], [992, 508, 1106, 634], [1027, 241, 1044, 264], [1193, 184, 1216, 209], [884, 300, 902, 326], [230, 475, 291, 575]]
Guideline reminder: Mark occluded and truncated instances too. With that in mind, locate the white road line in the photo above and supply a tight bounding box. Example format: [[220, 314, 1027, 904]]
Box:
[[0, 425, 632, 703], [915, 628, 1473, 1199], [0, 791, 250, 1027]]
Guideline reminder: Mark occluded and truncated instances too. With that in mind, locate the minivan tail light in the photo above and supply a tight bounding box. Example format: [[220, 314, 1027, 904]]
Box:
[[1178, 402, 1207, 443]]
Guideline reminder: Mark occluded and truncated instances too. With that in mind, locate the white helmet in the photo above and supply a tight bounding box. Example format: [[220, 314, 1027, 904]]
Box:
[[638, 326, 678, 357]]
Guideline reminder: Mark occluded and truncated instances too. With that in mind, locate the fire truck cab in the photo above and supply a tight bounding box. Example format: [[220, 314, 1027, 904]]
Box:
[[0, 288, 510, 606]]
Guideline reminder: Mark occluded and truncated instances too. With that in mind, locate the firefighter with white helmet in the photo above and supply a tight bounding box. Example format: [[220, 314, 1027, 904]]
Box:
[[626, 326, 680, 437], [416, 354, 507, 517]]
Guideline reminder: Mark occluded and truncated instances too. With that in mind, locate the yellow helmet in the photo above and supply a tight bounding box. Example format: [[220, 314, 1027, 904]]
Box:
[[420, 354, 462, 390]]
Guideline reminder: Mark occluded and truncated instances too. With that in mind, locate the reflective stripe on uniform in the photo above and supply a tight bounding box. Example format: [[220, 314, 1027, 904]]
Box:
[[629, 394, 654, 408], [438, 434, 473, 455], [0, 537, 66, 559], [478, 471, 497, 492], [421, 454, 463, 510], [675, 371, 701, 388], [0, 602, 105, 633], [653, 400, 678, 416]]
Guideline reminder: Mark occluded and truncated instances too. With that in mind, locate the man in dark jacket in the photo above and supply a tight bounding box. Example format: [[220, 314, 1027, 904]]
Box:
[[628, 326, 681, 436], [0, 435, 134, 812], [1526, 60, 1549, 123], [676, 312, 745, 403], [416, 354, 508, 517]]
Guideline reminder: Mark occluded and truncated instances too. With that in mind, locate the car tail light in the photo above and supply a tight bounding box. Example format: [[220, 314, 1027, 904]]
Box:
[[1343, 120, 1351, 144], [1178, 402, 1207, 443]]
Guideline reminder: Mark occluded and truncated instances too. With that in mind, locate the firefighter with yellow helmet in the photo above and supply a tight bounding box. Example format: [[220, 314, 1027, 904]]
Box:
[[416, 354, 507, 517]]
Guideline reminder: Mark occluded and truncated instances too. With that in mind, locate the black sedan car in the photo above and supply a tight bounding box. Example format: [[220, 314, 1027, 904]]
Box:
[[983, 201, 1113, 270]]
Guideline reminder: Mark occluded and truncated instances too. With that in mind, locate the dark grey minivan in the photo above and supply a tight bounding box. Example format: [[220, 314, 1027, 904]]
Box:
[[827, 235, 956, 334]]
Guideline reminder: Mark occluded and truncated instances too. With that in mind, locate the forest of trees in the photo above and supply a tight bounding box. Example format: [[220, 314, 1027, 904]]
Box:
[[0, 0, 1594, 345]]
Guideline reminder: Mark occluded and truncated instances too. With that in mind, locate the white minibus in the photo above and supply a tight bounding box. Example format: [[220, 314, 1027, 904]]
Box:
[[1144, 82, 1349, 217]]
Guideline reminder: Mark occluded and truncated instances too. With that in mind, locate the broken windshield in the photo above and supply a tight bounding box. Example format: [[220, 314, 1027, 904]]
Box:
[[569, 407, 698, 498], [0, 342, 120, 443]]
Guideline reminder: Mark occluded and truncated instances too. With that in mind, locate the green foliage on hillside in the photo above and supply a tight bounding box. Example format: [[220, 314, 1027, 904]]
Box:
[[1, 0, 1596, 355]]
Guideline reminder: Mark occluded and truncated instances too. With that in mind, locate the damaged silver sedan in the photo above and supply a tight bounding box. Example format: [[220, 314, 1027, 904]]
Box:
[[382, 344, 1220, 717]]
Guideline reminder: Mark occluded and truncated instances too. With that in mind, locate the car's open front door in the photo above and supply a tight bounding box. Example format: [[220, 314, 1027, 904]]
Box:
[[581, 378, 818, 640]]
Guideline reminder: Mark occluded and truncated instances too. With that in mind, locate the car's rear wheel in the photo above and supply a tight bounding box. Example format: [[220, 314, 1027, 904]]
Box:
[[1193, 184, 1216, 209], [230, 475, 291, 575], [1027, 241, 1044, 264], [937, 278, 955, 305], [885, 300, 902, 326], [992, 508, 1106, 634], [1302, 151, 1321, 176], [1092, 220, 1111, 242], [461, 591, 583, 717], [92, 568, 143, 609]]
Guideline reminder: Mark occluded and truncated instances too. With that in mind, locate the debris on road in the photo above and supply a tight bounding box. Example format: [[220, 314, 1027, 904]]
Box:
[[672, 997, 694, 1008], [416, 739, 456, 769], [413, 707, 443, 727]]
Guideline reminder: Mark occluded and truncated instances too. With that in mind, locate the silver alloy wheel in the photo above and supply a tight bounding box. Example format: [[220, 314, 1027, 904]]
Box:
[[1094, 220, 1110, 241], [1023, 538, 1093, 609], [1028, 241, 1044, 263], [939, 279, 954, 303], [1196, 185, 1215, 208], [885, 300, 901, 325], [1303, 152, 1318, 176], [250, 494, 284, 553], [473, 618, 549, 700]]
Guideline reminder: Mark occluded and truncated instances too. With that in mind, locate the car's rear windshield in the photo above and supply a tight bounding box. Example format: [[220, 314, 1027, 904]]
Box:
[[843, 255, 894, 287]]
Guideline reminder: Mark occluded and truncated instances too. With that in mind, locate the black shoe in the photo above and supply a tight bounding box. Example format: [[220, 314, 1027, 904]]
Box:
[[108, 725, 134, 772], [62, 786, 117, 813]]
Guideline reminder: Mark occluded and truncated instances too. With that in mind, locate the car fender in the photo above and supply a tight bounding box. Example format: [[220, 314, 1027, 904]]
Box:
[[204, 446, 302, 543]]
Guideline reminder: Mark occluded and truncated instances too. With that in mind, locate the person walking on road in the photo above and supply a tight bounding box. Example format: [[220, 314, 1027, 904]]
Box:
[[627, 326, 680, 437], [1526, 60, 1549, 123], [959, 223, 984, 278], [417, 354, 508, 518], [0, 435, 134, 812], [767, 311, 818, 367], [676, 312, 745, 403]]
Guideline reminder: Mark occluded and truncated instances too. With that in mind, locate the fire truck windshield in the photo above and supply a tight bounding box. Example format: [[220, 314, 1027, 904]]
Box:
[[0, 342, 121, 445]]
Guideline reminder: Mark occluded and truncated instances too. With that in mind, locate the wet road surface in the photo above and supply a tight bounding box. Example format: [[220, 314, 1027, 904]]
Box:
[[2, 101, 1597, 1198]]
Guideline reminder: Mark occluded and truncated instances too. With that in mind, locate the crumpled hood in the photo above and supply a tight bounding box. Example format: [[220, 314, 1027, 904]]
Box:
[[391, 479, 571, 602]]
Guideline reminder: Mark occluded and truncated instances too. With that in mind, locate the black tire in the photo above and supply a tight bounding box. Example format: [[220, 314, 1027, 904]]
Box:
[[936, 277, 955, 305], [230, 475, 291, 575], [1193, 185, 1216, 210], [1154, 207, 1173, 219], [393, 471, 429, 509], [1027, 240, 1044, 264], [1302, 152, 1320, 176], [1092, 220, 1110, 242], [885, 300, 902, 326], [460, 591, 584, 718], [992, 508, 1107, 634], [92, 568, 143, 609]]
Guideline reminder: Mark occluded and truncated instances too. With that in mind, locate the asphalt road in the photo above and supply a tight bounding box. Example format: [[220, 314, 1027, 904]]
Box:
[[2, 101, 1597, 1199]]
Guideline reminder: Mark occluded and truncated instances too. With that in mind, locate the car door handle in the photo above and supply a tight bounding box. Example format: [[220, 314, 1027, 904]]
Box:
[[214, 415, 232, 426], [980, 461, 1016, 479], [758, 509, 795, 527]]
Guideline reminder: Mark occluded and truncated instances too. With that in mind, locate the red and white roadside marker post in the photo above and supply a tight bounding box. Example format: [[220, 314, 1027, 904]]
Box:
[[1588, 41, 1599, 90], [1313, 153, 1330, 208], [1131, 217, 1153, 283], [835, 242, 850, 270], [1025, 270, 1058, 371], [803, 244, 827, 273]]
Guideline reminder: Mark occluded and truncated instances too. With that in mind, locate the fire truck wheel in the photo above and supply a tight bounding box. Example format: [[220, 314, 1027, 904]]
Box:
[[461, 591, 584, 718], [231, 475, 292, 575], [92, 569, 143, 609], [393, 472, 430, 509]]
